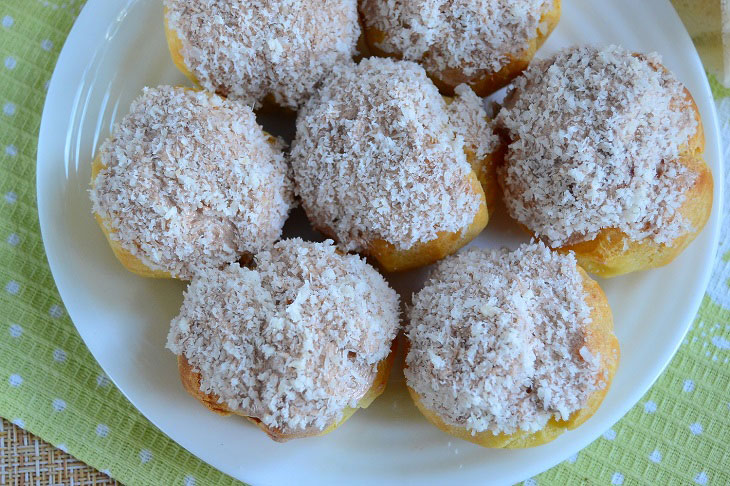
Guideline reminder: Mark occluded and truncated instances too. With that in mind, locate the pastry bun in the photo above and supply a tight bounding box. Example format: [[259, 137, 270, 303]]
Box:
[[405, 243, 619, 447], [360, 0, 561, 97], [178, 352, 394, 442], [559, 93, 712, 277], [408, 268, 618, 447], [291, 58, 503, 272], [497, 46, 713, 277]]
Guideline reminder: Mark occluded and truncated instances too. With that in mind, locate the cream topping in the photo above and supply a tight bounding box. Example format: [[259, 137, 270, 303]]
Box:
[[360, 0, 551, 76], [291, 58, 481, 252], [497, 45, 698, 247], [167, 239, 400, 433], [90, 86, 292, 279], [164, 0, 360, 109], [405, 242, 603, 435]]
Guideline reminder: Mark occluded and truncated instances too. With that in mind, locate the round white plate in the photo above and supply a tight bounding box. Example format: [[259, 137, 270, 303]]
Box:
[[37, 0, 723, 484]]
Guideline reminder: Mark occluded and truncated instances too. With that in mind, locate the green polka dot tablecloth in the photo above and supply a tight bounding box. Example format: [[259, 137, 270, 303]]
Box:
[[0, 1, 728, 485]]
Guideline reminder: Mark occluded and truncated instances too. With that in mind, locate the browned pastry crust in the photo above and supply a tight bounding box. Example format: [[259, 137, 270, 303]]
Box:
[[178, 350, 395, 442], [555, 90, 713, 277], [407, 267, 619, 448], [361, 0, 561, 97], [497, 77, 711, 278], [311, 171, 488, 273], [91, 155, 172, 279]]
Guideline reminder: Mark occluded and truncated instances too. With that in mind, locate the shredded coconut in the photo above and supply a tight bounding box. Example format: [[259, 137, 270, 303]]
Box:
[[164, 0, 360, 109], [167, 239, 400, 433], [290, 58, 481, 252], [497, 45, 698, 247], [90, 86, 292, 279], [446, 84, 499, 160], [360, 0, 551, 76], [405, 242, 603, 435]]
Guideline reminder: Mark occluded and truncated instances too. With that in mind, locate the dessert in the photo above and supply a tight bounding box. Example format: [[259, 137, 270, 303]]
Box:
[[405, 242, 619, 447], [291, 58, 501, 272], [90, 86, 292, 279], [167, 239, 400, 441], [163, 0, 360, 109], [497, 45, 713, 277], [360, 0, 561, 96]]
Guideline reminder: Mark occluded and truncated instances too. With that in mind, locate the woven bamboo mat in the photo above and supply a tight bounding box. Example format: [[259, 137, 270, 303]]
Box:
[[0, 419, 117, 486]]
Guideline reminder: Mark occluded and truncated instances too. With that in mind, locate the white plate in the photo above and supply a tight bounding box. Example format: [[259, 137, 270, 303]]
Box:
[[37, 0, 723, 484]]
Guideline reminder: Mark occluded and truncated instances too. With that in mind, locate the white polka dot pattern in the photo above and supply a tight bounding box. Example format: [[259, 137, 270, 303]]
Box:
[[53, 349, 67, 363], [95, 423, 109, 438], [694, 471, 709, 485], [3, 102, 16, 116], [8, 323, 22, 337], [644, 401, 658, 413], [649, 450, 662, 463], [5, 280, 20, 295], [139, 449, 152, 464]]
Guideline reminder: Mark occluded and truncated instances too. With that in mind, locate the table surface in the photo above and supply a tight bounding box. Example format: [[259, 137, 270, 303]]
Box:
[[0, 0, 728, 485], [0, 418, 117, 485]]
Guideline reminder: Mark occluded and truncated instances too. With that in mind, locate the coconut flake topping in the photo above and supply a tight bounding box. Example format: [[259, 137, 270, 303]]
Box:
[[164, 0, 360, 109], [90, 86, 292, 279], [405, 242, 603, 435], [167, 239, 400, 433], [446, 84, 500, 161], [360, 0, 551, 76], [291, 58, 481, 252], [497, 45, 698, 247]]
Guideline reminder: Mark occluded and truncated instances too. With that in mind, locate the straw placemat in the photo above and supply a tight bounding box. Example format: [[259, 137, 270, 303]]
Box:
[[0, 0, 728, 485], [0, 418, 116, 485]]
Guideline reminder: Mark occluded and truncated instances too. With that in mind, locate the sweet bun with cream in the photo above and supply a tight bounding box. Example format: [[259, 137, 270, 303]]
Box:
[[405, 242, 619, 448], [90, 86, 292, 280], [291, 57, 503, 272], [497, 45, 713, 277], [167, 239, 400, 441], [359, 0, 561, 97], [163, 0, 360, 109]]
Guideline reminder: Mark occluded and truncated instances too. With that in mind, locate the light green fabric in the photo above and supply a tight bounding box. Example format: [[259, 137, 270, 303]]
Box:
[[0, 1, 727, 485]]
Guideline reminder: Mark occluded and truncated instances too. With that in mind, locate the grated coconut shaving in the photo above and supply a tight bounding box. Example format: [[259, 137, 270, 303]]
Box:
[[164, 0, 360, 109], [497, 45, 698, 247], [90, 86, 293, 280], [290, 58, 481, 252], [360, 0, 551, 76], [167, 239, 400, 433], [446, 84, 499, 160], [405, 242, 604, 435]]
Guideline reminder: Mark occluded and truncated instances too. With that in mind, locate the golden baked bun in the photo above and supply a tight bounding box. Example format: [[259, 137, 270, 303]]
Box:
[[90, 86, 292, 280], [559, 90, 713, 278], [405, 243, 619, 448], [366, 172, 487, 272], [408, 268, 618, 448], [442, 93, 503, 214], [178, 352, 394, 442], [291, 58, 497, 272], [369, 87, 504, 271], [162, 1, 360, 109], [91, 155, 171, 278], [360, 0, 561, 97], [167, 240, 401, 442], [497, 46, 713, 278], [163, 9, 199, 89]]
